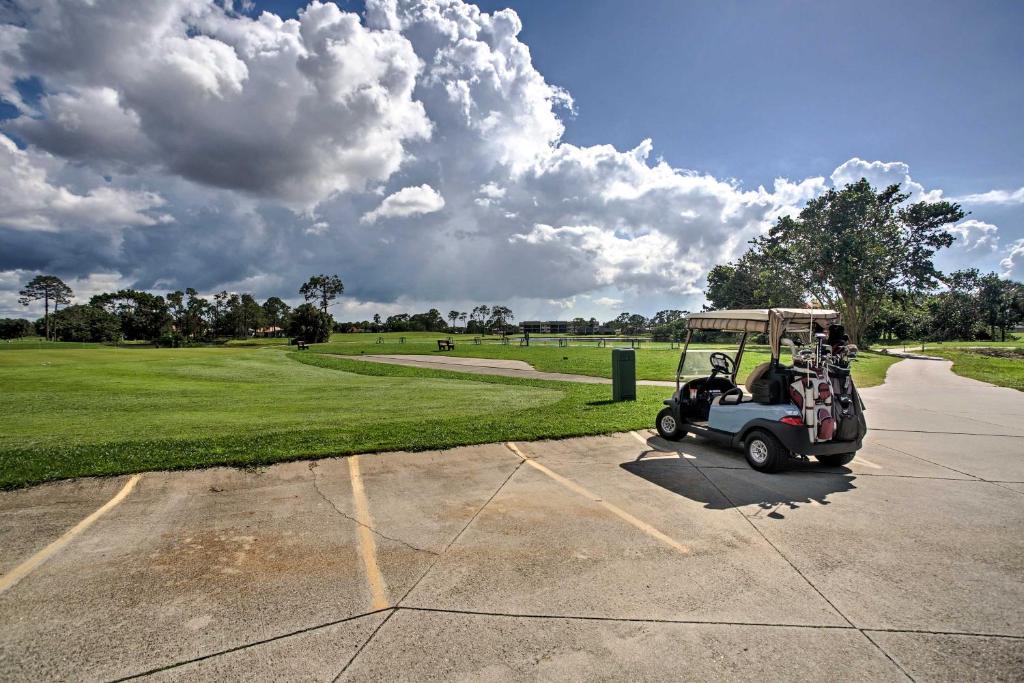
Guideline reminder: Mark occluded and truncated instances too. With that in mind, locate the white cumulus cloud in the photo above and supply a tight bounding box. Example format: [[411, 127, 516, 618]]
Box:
[[3, 0, 432, 205], [0, 134, 168, 232], [830, 158, 943, 202], [953, 187, 1024, 206], [1001, 239, 1024, 280], [361, 184, 445, 223], [950, 219, 999, 252]]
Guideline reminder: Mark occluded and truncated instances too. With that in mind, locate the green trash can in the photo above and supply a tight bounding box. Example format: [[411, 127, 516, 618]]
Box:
[[611, 348, 636, 401]]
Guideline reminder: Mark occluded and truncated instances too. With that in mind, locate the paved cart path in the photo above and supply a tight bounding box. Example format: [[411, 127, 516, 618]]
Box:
[[1, 357, 1022, 681], [343, 352, 679, 386]]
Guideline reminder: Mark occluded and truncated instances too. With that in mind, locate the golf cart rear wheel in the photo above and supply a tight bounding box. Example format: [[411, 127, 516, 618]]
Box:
[[656, 407, 686, 441], [744, 430, 786, 473], [816, 452, 856, 467]]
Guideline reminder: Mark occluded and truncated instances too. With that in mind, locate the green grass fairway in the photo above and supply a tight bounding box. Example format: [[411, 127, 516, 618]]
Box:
[[312, 339, 899, 387], [0, 347, 666, 488], [917, 348, 1024, 391]]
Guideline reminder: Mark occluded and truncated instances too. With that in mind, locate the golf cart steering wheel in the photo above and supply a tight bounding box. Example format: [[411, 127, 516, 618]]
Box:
[[709, 352, 735, 377]]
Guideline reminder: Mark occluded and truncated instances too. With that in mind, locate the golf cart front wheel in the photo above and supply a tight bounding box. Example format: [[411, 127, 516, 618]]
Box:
[[656, 407, 686, 441], [815, 452, 856, 467], [744, 430, 786, 473]]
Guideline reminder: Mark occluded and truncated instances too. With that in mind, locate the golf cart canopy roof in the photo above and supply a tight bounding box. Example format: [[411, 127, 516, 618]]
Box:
[[686, 308, 840, 358]]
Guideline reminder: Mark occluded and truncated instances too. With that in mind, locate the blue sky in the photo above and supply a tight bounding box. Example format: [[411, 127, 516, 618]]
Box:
[[491, 1, 1024, 188], [1, 0, 1022, 320]]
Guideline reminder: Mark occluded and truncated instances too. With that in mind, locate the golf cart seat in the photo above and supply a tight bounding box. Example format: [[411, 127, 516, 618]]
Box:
[[745, 362, 771, 394]]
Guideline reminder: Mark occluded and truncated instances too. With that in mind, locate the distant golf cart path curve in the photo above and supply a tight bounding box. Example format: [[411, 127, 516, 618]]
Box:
[[1, 355, 1022, 680], [345, 353, 676, 386]]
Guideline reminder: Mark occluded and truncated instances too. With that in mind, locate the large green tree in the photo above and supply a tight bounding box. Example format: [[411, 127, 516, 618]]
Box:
[[0, 318, 34, 340], [752, 179, 963, 344], [19, 275, 73, 341], [90, 290, 170, 341], [223, 293, 264, 337], [50, 305, 121, 343], [287, 303, 333, 343], [410, 308, 447, 332], [488, 305, 514, 332], [300, 274, 344, 315], [978, 272, 1023, 341], [167, 288, 211, 340], [706, 248, 805, 311], [262, 296, 291, 335]]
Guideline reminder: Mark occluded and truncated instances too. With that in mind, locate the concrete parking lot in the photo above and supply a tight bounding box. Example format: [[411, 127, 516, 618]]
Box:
[[1, 357, 1022, 681]]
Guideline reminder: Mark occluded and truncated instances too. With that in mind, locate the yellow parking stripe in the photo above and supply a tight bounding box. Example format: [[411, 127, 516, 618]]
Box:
[[347, 456, 390, 610], [506, 443, 689, 555], [0, 474, 141, 595], [631, 430, 694, 458], [855, 456, 882, 469]]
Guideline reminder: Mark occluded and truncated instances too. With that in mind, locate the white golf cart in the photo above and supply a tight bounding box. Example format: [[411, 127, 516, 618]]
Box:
[[656, 308, 867, 472]]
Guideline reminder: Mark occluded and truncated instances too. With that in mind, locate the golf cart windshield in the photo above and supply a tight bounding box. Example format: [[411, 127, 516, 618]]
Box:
[[678, 349, 738, 380]]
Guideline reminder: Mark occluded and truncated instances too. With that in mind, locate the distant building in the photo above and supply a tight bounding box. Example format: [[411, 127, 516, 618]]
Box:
[[521, 320, 570, 334]]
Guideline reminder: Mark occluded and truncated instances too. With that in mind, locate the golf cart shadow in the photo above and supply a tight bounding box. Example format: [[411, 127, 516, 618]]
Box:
[[621, 437, 856, 516]]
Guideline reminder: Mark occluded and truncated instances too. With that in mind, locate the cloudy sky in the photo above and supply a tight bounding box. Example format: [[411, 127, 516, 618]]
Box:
[[1, 0, 1022, 321]]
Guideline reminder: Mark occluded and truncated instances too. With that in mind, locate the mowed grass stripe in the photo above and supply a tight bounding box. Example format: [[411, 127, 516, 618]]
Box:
[[0, 348, 666, 489]]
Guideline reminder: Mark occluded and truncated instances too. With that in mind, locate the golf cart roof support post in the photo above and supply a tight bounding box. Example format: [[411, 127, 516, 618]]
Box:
[[768, 308, 785, 362], [675, 328, 694, 390], [733, 332, 748, 383]]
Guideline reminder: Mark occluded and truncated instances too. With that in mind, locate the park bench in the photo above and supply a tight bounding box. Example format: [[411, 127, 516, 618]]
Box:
[[437, 339, 455, 351]]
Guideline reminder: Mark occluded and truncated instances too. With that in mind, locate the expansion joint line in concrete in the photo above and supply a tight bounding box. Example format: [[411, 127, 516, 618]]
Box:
[[872, 441, 1024, 497], [311, 466, 438, 555], [393, 606, 1024, 639], [677, 452, 916, 681], [873, 428, 1024, 438], [107, 606, 1024, 681], [330, 450, 529, 681], [107, 609, 392, 682]]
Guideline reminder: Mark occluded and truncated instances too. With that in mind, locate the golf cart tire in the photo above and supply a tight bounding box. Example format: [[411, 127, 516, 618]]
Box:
[[656, 407, 687, 441], [815, 452, 856, 467], [744, 429, 786, 473]]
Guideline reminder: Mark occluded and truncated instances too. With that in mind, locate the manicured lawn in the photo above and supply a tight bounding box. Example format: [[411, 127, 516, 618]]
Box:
[[0, 347, 666, 488], [1, 338, 109, 350], [918, 348, 1024, 391], [0, 338, 901, 488]]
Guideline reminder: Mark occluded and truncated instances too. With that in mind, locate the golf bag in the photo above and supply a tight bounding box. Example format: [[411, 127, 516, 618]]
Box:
[[788, 371, 834, 443]]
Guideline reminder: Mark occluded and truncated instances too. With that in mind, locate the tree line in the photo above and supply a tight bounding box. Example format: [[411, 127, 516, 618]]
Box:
[[3, 274, 345, 345], [335, 305, 517, 334], [3, 273, 529, 344]]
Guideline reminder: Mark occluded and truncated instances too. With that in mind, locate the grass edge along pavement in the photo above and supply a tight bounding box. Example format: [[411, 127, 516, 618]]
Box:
[[0, 351, 665, 490], [914, 347, 1024, 391]]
